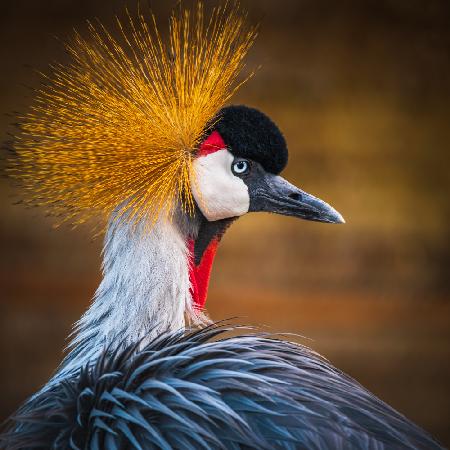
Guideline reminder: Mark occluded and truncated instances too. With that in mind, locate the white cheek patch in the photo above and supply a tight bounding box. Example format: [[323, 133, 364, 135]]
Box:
[[191, 149, 250, 221]]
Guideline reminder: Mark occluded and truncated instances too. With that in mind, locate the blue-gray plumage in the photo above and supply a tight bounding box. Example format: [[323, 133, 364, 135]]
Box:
[[1, 325, 442, 450]]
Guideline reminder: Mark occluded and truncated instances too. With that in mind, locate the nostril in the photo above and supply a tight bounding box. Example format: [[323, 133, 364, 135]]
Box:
[[288, 192, 301, 201]]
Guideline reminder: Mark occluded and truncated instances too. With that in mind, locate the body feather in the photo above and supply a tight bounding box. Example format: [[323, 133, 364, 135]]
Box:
[[1, 326, 442, 450]]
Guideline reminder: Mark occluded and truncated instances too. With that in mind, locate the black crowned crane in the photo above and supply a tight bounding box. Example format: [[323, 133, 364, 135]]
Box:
[[1, 3, 443, 449]]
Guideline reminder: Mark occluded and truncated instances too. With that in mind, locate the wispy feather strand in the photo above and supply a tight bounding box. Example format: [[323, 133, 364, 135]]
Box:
[[9, 2, 257, 229]]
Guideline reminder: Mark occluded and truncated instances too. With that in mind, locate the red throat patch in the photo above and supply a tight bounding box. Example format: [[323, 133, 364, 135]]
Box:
[[188, 238, 219, 310], [188, 130, 225, 309], [197, 130, 226, 157]]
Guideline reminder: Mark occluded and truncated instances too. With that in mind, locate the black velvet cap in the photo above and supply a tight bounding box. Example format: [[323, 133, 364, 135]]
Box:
[[213, 105, 288, 174]]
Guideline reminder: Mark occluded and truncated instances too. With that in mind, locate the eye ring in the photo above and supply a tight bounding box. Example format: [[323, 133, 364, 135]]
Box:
[[232, 159, 251, 176]]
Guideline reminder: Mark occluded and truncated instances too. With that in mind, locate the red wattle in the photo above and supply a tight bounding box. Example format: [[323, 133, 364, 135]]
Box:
[[197, 130, 226, 157], [188, 238, 219, 310]]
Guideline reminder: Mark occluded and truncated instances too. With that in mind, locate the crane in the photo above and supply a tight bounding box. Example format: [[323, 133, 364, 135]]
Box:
[[1, 3, 443, 449]]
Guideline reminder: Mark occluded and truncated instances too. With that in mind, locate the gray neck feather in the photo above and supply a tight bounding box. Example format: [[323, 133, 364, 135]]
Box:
[[46, 211, 205, 387]]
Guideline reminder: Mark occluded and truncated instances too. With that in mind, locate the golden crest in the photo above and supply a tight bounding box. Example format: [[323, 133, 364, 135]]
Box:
[[10, 2, 257, 228]]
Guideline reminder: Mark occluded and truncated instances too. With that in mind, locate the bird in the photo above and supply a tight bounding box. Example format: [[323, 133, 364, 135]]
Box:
[[1, 3, 444, 449]]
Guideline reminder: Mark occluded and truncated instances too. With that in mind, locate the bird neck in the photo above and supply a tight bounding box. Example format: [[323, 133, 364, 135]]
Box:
[[51, 214, 194, 383], [188, 216, 234, 309], [50, 210, 232, 385]]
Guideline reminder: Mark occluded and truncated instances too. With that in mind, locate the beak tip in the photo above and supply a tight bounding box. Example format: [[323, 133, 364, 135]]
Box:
[[335, 212, 346, 224]]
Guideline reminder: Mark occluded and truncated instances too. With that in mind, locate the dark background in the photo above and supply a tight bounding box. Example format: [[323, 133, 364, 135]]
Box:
[[1, 0, 449, 445]]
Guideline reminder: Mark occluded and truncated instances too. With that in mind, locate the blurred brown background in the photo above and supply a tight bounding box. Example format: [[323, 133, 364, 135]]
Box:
[[1, 0, 449, 445]]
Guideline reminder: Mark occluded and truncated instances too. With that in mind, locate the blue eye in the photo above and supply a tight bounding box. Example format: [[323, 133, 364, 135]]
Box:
[[232, 159, 250, 175]]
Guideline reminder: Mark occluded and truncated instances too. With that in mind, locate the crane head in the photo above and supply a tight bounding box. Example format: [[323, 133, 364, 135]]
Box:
[[11, 5, 342, 232], [188, 105, 344, 310], [191, 105, 344, 225]]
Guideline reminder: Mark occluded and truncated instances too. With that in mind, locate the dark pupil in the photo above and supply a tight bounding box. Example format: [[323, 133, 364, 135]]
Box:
[[237, 162, 245, 169]]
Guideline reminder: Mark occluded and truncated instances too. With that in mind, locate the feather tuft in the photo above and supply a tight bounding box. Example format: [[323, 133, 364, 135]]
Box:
[[8, 2, 257, 229]]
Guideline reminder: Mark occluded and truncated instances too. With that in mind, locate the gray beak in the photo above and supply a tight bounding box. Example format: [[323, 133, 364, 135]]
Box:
[[249, 173, 345, 224]]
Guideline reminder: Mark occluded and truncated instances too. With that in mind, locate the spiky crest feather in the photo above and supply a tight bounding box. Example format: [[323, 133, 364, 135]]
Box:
[[9, 2, 257, 228]]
